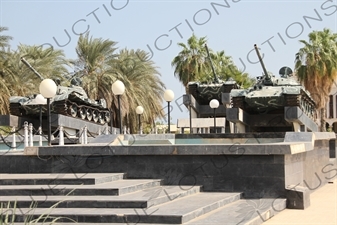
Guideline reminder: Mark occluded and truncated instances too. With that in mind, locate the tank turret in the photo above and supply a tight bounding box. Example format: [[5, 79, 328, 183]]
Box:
[[9, 58, 111, 124], [187, 44, 239, 105]]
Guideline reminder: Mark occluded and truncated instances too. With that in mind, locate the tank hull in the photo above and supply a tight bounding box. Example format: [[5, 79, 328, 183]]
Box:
[[231, 86, 316, 120]]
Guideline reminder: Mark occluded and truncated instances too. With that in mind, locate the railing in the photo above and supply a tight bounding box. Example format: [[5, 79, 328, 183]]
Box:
[[0, 122, 168, 151], [0, 122, 111, 151]]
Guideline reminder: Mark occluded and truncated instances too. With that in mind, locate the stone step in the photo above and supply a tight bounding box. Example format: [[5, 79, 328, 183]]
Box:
[[0, 173, 125, 185], [1, 185, 201, 208], [8, 192, 242, 224], [19, 198, 284, 225], [183, 198, 287, 225], [0, 179, 162, 196]]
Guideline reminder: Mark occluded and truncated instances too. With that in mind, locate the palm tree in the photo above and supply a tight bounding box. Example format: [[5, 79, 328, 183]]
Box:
[[0, 44, 69, 114], [0, 75, 11, 115], [7, 45, 69, 97], [74, 32, 118, 101], [108, 49, 165, 133], [74, 33, 165, 132], [295, 28, 337, 131], [201, 50, 253, 88], [171, 34, 208, 93], [172, 34, 253, 92], [0, 27, 12, 50], [0, 27, 13, 114], [18, 44, 70, 79]]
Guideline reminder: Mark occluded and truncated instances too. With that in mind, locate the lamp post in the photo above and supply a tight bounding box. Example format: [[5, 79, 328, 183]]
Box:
[[136, 106, 144, 134], [112, 80, 125, 134], [188, 94, 192, 134], [39, 79, 57, 146], [34, 94, 46, 130], [164, 89, 174, 133], [209, 99, 219, 133]]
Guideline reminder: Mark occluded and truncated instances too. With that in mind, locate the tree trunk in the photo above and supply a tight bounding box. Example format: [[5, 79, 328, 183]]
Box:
[[320, 107, 326, 132], [185, 85, 189, 95]]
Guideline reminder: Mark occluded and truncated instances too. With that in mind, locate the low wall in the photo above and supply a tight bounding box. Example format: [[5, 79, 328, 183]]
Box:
[[1, 132, 335, 200]]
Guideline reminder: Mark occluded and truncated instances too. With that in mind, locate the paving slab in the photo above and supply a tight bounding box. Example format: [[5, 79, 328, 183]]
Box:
[[263, 178, 337, 225]]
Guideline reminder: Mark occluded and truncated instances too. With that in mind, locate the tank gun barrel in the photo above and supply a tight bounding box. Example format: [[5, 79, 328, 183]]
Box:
[[205, 44, 219, 83], [20, 57, 44, 80], [254, 44, 271, 81]]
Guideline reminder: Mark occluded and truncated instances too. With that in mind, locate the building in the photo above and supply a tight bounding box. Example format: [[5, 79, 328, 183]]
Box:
[[326, 83, 337, 132]]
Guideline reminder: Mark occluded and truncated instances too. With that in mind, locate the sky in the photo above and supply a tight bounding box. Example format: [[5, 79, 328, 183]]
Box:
[[1, 0, 337, 124]]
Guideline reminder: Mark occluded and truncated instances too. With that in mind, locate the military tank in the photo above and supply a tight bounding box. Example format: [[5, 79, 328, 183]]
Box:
[[187, 44, 239, 106], [9, 57, 111, 125], [230, 44, 316, 120]]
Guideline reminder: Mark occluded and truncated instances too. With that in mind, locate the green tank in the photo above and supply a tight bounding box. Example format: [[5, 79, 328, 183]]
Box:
[[230, 44, 316, 119], [9, 57, 111, 124], [188, 44, 239, 105]]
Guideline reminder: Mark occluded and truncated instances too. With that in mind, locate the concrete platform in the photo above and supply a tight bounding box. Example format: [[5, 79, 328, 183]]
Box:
[[2, 132, 336, 224]]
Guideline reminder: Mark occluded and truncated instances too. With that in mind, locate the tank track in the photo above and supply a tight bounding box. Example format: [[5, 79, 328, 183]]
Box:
[[284, 89, 316, 120], [53, 100, 111, 125], [9, 103, 24, 117], [231, 90, 316, 120], [10, 101, 110, 125]]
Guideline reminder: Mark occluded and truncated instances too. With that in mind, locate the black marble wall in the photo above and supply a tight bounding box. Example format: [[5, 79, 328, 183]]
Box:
[[1, 154, 285, 198]]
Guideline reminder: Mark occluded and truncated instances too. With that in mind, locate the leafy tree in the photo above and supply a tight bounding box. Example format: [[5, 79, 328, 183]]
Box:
[[295, 28, 337, 131]]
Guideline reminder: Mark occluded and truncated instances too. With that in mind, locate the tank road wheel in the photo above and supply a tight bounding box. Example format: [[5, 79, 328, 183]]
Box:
[[69, 104, 78, 118], [93, 110, 99, 123], [79, 107, 87, 120], [98, 112, 106, 124], [104, 111, 111, 124], [86, 108, 93, 121]]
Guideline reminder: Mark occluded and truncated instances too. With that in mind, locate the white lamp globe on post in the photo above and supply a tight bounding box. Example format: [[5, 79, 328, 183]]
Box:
[[209, 99, 219, 133], [164, 89, 174, 133], [112, 80, 125, 134], [39, 79, 57, 146], [136, 106, 144, 134]]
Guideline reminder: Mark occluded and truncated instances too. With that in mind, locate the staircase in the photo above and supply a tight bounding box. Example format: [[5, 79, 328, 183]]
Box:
[[0, 173, 286, 224]]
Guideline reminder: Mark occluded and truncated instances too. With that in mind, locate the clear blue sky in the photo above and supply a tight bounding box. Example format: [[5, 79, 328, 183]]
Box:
[[1, 0, 336, 124]]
